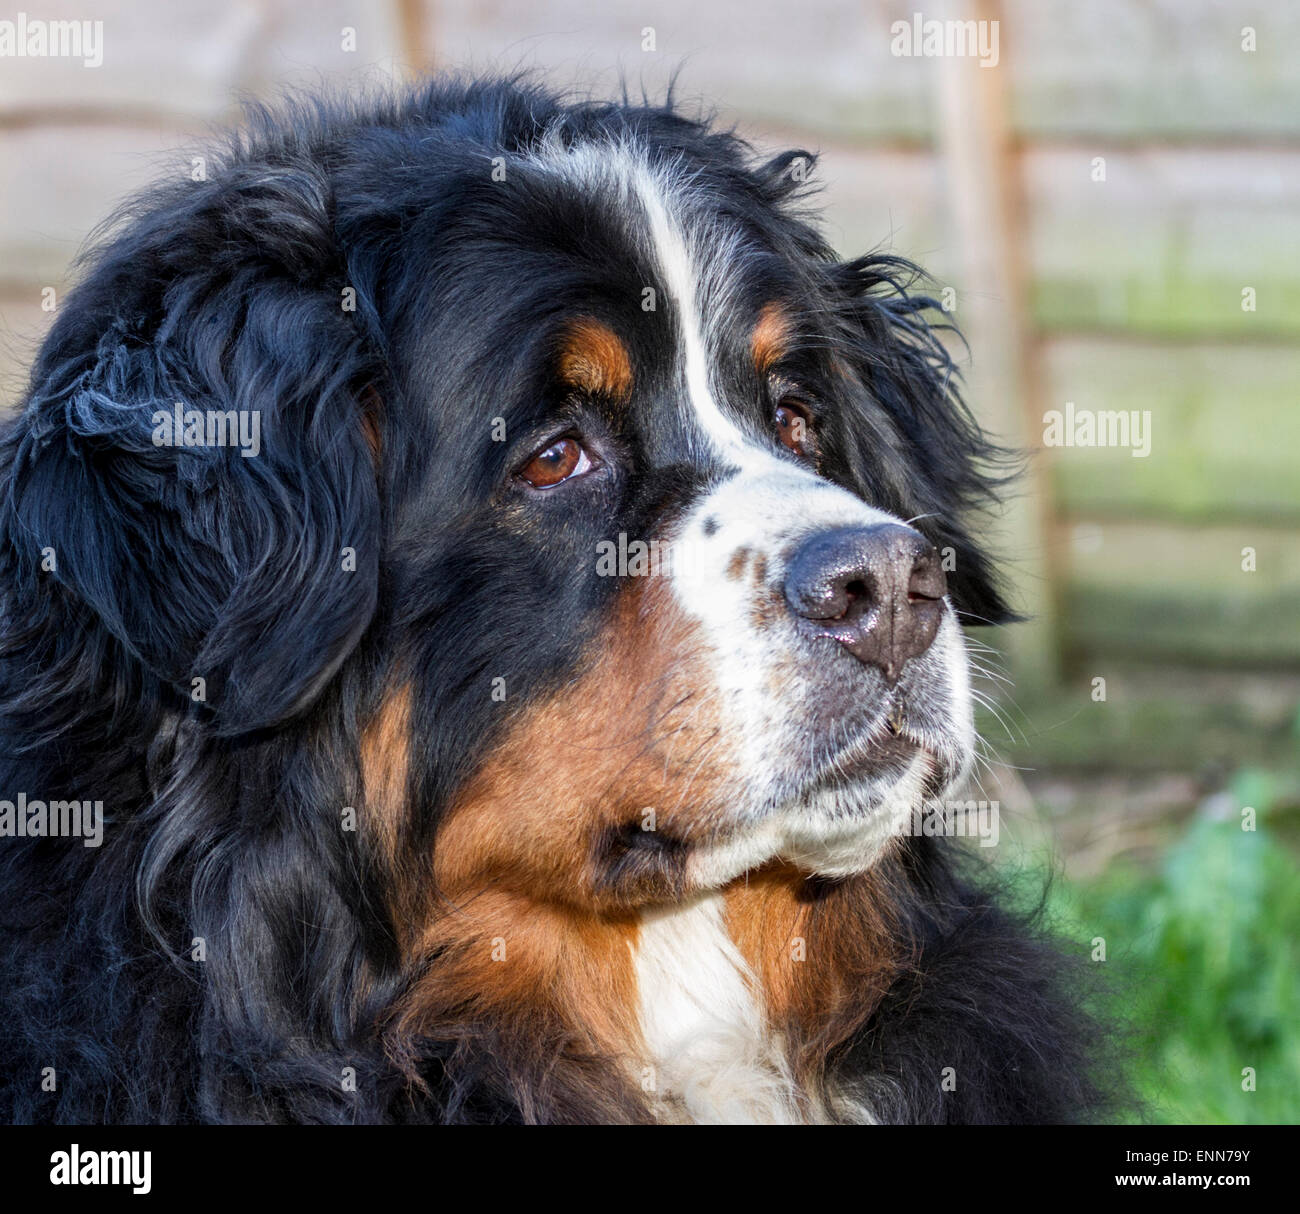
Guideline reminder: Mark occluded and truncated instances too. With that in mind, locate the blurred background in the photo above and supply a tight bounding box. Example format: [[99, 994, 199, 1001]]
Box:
[[1, 0, 1296, 1123]]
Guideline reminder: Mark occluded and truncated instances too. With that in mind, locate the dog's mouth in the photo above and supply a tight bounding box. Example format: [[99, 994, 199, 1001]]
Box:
[[806, 726, 924, 796], [798, 689, 965, 806]]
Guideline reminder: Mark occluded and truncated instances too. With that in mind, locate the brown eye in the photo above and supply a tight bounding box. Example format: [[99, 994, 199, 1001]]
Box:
[[774, 400, 813, 457], [517, 436, 593, 488]]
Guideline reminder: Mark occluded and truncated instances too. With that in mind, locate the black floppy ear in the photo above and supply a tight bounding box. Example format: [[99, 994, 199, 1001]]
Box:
[[824, 254, 1018, 627], [3, 162, 381, 734]]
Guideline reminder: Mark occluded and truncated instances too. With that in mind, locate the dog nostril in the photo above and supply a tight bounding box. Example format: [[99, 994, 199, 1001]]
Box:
[[907, 556, 947, 603], [840, 578, 869, 616]]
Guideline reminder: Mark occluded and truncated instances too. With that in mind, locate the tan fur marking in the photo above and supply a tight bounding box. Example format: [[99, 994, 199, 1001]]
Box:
[[557, 317, 634, 400], [431, 578, 733, 909], [391, 579, 734, 1104], [725, 856, 903, 1088], [750, 583, 784, 634], [393, 888, 645, 1081], [752, 302, 793, 372], [361, 683, 413, 865]]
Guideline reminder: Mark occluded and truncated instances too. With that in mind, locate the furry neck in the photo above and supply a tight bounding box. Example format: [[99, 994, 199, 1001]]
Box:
[[393, 859, 902, 1124]]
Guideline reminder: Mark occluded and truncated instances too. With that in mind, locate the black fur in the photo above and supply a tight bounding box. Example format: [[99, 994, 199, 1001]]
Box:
[[0, 76, 1111, 1124]]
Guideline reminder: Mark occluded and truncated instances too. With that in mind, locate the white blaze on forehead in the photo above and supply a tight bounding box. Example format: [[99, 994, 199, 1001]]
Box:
[[626, 169, 756, 462], [527, 134, 761, 463]]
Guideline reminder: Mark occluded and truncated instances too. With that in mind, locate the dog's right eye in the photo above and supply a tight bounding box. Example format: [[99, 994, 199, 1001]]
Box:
[[774, 399, 814, 459], [516, 437, 595, 489]]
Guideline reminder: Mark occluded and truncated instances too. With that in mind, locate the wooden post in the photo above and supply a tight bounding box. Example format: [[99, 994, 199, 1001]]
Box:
[[396, 0, 434, 75], [932, 0, 1062, 690]]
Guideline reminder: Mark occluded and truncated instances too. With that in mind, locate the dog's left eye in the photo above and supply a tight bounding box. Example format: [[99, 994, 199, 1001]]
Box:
[[774, 399, 813, 458], [516, 436, 595, 489]]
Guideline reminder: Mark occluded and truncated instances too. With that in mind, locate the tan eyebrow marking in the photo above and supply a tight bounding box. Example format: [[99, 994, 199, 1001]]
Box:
[[751, 302, 793, 372], [557, 317, 634, 401]]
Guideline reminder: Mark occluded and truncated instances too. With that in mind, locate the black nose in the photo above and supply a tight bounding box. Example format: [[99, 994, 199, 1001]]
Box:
[[783, 524, 947, 684]]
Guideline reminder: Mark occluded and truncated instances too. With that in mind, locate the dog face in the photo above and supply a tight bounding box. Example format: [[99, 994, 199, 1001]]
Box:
[[4, 85, 1010, 922], [352, 134, 1010, 912]]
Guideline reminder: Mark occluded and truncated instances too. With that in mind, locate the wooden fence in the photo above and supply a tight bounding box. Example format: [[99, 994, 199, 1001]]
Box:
[[3, 0, 1297, 717]]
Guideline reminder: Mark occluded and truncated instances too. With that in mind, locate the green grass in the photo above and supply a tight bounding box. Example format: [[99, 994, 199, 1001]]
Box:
[[1031, 805, 1300, 1123]]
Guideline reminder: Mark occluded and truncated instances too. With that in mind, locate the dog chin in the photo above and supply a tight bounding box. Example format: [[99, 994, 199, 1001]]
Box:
[[686, 745, 959, 887]]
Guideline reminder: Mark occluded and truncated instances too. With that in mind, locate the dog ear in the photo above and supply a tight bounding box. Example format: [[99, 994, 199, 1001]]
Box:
[[4, 162, 381, 734], [823, 255, 1018, 626]]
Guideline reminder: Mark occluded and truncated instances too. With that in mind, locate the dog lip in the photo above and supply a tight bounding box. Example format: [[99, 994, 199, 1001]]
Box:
[[808, 727, 922, 793]]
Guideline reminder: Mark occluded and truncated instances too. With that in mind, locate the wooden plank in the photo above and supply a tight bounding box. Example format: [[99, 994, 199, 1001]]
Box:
[[976, 666, 1300, 772], [1026, 147, 1300, 337], [0, 125, 181, 287], [242, 0, 408, 95], [1062, 518, 1300, 664], [8, 1, 1296, 143], [422, 0, 1300, 142], [0, 1, 409, 123], [423, 0, 936, 141], [1005, 0, 1300, 140], [0, 293, 50, 412], [1043, 338, 1300, 522], [0, 1, 260, 122], [731, 138, 950, 270]]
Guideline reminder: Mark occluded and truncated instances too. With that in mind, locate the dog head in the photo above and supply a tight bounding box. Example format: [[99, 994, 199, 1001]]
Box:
[[3, 80, 1011, 921]]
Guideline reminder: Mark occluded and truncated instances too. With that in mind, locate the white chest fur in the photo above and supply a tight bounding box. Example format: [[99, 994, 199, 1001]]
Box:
[[633, 892, 808, 1124]]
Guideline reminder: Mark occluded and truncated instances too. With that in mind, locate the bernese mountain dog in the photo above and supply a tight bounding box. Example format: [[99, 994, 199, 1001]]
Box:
[[0, 77, 1111, 1125]]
